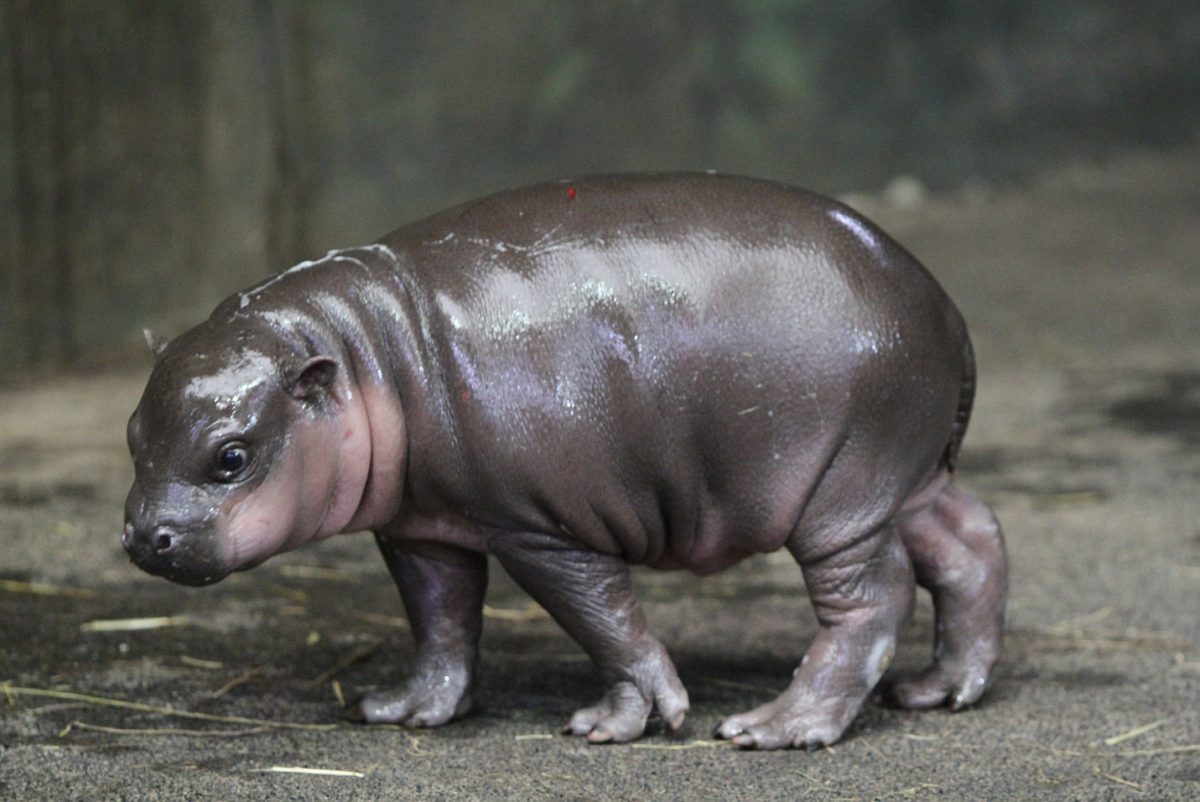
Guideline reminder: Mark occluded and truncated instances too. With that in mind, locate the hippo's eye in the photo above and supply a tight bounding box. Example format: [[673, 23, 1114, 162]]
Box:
[[212, 442, 250, 482]]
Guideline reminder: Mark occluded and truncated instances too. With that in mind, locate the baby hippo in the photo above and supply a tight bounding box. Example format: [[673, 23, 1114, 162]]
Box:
[[123, 174, 1006, 749]]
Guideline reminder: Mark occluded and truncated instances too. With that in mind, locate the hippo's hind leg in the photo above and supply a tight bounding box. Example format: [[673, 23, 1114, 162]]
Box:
[[888, 481, 1006, 709], [488, 530, 689, 743], [716, 525, 915, 749]]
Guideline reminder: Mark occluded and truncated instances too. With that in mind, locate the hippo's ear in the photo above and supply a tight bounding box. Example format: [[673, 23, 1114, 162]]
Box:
[[143, 328, 169, 359], [287, 355, 338, 400]]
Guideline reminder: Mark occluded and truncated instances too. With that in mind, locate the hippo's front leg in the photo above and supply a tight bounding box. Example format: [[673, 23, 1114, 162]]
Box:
[[361, 536, 487, 727], [488, 530, 689, 743]]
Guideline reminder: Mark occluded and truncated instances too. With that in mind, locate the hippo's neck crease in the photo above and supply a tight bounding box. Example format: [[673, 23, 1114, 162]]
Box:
[[289, 251, 421, 534]]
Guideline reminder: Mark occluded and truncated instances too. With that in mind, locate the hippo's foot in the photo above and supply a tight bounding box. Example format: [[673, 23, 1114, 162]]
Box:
[[563, 645, 690, 743], [360, 659, 475, 727], [716, 527, 914, 750], [716, 688, 864, 750], [889, 481, 1006, 711], [887, 649, 994, 710]]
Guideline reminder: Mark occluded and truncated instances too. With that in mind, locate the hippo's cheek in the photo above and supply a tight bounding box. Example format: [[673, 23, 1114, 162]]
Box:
[[218, 426, 342, 569], [219, 476, 306, 570]]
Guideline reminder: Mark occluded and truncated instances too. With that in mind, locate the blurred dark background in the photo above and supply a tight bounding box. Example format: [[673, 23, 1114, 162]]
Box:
[[2, 0, 1198, 377]]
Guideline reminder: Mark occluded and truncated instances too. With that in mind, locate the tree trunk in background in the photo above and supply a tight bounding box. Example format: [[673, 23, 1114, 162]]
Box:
[[2, 2, 240, 378], [7, 0, 75, 370], [257, 0, 313, 271]]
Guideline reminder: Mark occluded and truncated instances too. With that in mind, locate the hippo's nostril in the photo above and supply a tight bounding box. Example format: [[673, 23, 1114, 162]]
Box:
[[122, 523, 133, 549], [154, 532, 173, 553]]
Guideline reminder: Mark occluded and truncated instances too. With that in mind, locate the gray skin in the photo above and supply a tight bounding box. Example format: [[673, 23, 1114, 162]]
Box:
[[124, 173, 1007, 749]]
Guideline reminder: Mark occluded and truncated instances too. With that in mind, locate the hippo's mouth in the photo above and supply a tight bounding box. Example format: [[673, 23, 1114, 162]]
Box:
[[131, 557, 232, 587], [162, 569, 230, 587]]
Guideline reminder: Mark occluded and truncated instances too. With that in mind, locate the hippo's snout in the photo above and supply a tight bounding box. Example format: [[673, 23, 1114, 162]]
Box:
[[122, 519, 227, 587], [123, 521, 181, 558]]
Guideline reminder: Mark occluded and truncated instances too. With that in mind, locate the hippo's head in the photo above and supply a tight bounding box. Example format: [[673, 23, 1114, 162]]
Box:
[[123, 320, 375, 585]]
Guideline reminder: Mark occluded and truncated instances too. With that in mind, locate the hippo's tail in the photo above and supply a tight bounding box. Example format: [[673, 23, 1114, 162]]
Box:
[[943, 334, 976, 472]]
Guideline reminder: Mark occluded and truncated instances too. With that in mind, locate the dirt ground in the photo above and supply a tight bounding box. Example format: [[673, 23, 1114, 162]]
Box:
[[2, 150, 1198, 800]]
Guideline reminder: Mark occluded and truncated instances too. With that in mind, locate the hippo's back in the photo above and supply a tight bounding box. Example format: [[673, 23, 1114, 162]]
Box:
[[384, 173, 955, 346]]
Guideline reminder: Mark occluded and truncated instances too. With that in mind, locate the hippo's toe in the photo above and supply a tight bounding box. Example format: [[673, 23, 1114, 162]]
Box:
[[563, 651, 690, 744], [360, 666, 475, 728], [886, 657, 994, 711]]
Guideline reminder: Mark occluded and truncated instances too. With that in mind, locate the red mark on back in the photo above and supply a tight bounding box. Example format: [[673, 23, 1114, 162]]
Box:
[[567, 187, 577, 201]]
